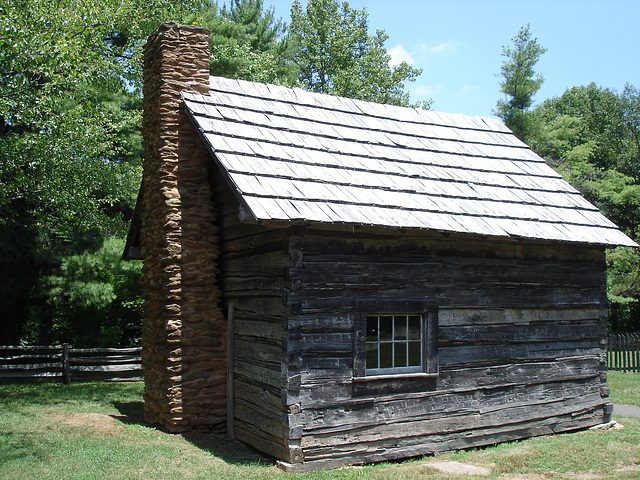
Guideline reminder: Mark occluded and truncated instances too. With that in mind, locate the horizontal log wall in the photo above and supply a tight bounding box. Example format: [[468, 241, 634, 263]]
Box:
[[285, 228, 610, 469]]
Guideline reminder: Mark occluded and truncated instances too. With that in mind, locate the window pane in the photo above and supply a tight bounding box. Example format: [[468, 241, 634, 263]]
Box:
[[408, 341, 421, 366], [394, 342, 407, 367], [366, 343, 378, 369], [366, 316, 378, 342], [394, 316, 407, 340], [408, 316, 421, 340], [363, 311, 431, 375], [379, 316, 393, 341], [380, 342, 393, 368]]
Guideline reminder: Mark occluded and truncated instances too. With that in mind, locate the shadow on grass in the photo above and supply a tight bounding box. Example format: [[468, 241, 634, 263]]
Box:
[[112, 401, 272, 467]]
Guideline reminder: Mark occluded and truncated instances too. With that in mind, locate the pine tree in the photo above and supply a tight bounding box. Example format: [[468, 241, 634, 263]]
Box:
[[495, 25, 547, 140]]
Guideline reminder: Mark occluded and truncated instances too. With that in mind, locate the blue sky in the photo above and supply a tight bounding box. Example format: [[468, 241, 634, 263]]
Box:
[[262, 0, 640, 117]]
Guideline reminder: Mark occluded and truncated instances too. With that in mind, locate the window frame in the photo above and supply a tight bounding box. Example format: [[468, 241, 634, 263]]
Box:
[[354, 299, 438, 378]]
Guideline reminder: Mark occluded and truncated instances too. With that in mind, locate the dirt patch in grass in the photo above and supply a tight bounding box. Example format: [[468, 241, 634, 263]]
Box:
[[499, 475, 547, 480], [50, 412, 124, 435], [616, 463, 640, 473]]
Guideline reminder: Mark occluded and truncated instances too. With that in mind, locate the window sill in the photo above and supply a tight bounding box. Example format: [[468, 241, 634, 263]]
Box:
[[353, 372, 438, 382]]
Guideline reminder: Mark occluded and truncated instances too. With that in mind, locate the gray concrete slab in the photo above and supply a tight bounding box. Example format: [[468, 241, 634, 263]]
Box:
[[428, 461, 492, 476], [613, 404, 640, 417]]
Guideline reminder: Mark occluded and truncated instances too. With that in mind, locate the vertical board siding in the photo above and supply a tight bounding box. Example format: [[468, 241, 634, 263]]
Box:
[[286, 229, 610, 468], [213, 166, 294, 461]]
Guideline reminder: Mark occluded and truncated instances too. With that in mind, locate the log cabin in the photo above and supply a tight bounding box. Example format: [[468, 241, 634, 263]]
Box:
[[124, 23, 638, 471]]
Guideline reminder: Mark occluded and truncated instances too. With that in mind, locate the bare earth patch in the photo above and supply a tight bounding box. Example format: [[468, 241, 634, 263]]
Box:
[[499, 475, 548, 480], [50, 413, 123, 435]]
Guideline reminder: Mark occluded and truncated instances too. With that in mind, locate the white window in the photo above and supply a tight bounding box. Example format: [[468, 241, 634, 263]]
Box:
[[354, 299, 438, 378], [366, 314, 423, 374]]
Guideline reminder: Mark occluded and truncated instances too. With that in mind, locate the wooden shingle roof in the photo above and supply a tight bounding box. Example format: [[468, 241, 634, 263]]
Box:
[[183, 76, 636, 247]]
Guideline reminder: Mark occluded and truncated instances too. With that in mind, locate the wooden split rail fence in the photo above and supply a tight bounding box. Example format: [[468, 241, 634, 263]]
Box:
[[607, 333, 640, 373], [0, 345, 142, 383], [1, 335, 637, 381]]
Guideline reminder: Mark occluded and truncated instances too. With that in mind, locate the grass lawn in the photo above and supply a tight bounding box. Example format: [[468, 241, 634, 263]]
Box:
[[1, 374, 639, 480], [608, 371, 640, 407]]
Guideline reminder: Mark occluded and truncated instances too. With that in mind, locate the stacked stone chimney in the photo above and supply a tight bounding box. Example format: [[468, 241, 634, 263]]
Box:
[[141, 23, 225, 432]]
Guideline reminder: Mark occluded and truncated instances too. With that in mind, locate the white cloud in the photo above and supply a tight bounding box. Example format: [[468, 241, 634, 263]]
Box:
[[388, 44, 415, 66], [414, 84, 442, 97], [431, 42, 455, 53], [420, 40, 456, 55]]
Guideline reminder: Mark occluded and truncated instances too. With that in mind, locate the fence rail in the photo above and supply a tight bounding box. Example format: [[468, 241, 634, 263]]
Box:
[[0, 345, 142, 383], [608, 333, 640, 373], [2, 336, 637, 381]]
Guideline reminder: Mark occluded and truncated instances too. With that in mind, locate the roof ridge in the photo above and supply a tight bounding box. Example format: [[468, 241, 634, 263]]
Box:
[[203, 77, 511, 135]]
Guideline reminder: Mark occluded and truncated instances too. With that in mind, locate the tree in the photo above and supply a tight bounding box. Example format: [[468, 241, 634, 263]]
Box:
[[288, 0, 426, 107], [495, 24, 547, 140], [222, 0, 285, 52], [186, 1, 296, 85], [0, 0, 204, 344], [22, 237, 143, 347], [531, 84, 640, 236], [528, 83, 640, 331]]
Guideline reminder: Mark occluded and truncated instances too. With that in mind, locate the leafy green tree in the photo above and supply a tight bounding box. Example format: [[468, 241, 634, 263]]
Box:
[[222, 0, 285, 52], [531, 84, 640, 237], [0, 0, 203, 345], [607, 246, 640, 332], [528, 83, 640, 331], [495, 24, 547, 140], [288, 0, 426, 107], [187, 1, 296, 84], [23, 237, 143, 347]]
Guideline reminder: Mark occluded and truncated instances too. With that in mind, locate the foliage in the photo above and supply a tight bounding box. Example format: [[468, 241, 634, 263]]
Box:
[[526, 84, 640, 330], [1, 0, 429, 345], [22, 237, 143, 347], [0, 0, 203, 345], [222, 0, 285, 52], [288, 0, 427, 107], [186, 1, 296, 85], [7, 0, 430, 347], [495, 24, 547, 140], [608, 246, 640, 332]]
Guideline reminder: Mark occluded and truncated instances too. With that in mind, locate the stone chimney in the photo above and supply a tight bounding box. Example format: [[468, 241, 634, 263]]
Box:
[[141, 23, 225, 433]]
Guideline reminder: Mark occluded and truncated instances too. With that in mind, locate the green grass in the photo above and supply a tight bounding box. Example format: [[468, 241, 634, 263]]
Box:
[[1, 374, 639, 480], [608, 370, 640, 406]]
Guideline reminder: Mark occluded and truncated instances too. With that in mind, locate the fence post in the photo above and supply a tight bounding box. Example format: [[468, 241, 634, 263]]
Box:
[[62, 343, 71, 384], [635, 334, 640, 373]]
